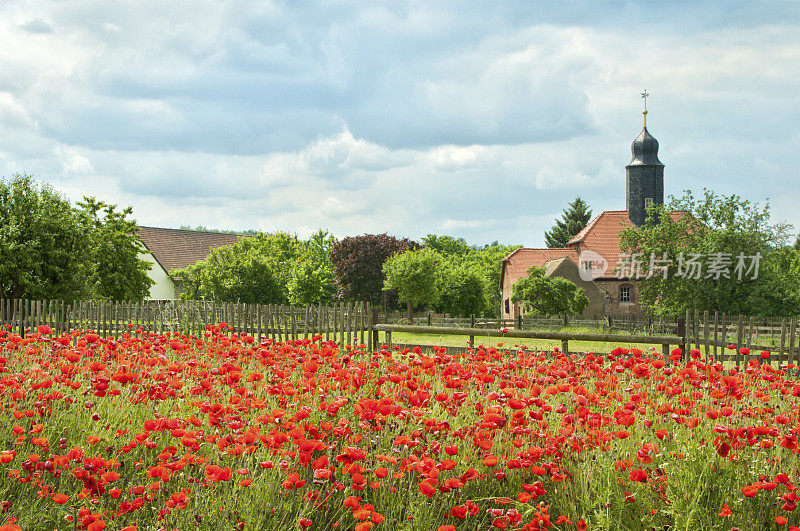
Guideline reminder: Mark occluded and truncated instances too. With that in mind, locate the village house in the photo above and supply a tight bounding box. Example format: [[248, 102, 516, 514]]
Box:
[[501, 110, 672, 319], [136, 227, 244, 300]]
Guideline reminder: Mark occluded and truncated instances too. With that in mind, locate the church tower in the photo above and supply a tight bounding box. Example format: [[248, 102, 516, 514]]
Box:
[[626, 91, 664, 226]]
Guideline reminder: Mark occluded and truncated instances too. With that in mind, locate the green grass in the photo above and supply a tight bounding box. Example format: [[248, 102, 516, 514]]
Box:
[[385, 329, 677, 355]]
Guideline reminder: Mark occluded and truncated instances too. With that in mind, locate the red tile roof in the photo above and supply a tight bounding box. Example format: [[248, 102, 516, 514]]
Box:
[[136, 226, 245, 273], [500, 247, 579, 287], [567, 210, 683, 276]]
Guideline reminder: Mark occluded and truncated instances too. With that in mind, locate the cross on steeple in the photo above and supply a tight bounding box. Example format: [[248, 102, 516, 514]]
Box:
[[640, 89, 649, 127]]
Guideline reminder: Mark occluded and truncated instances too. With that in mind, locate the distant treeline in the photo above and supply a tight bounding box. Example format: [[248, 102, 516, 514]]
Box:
[[174, 232, 519, 318]]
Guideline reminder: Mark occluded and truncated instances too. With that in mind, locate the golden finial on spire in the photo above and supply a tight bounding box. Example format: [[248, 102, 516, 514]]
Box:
[[641, 89, 649, 128]]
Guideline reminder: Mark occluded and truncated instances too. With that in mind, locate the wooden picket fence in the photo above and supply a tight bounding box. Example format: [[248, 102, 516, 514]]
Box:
[[684, 309, 799, 364], [2, 299, 798, 363], [0, 298, 375, 351]]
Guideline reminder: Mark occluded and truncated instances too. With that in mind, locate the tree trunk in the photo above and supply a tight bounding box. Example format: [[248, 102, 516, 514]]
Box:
[[407, 301, 413, 324], [563, 313, 568, 328]]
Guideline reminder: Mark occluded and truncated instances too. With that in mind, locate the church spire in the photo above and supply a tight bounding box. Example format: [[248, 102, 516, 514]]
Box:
[[641, 89, 648, 127], [626, 91, 664, 226]]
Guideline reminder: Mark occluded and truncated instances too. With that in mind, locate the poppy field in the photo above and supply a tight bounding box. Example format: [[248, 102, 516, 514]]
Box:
[[2, 323, 800, 530]]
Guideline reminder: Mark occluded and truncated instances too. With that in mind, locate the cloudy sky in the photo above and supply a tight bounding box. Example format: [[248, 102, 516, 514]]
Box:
[[1, 1, 798, 246]]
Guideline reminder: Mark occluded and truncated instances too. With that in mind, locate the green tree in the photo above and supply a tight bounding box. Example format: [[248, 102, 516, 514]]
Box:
[[0, 175, 90, 300], [511, 266, 589, 325], [544, 197, 593, 248], [422, 234, 471, 256], [0, 175, 152, 301], [288, 230, 337, 305], [382, 248, 440, 323], [329, 234, 419, 306], [78, 197, 153, 301], [466, 243, 520, 316], [619, 189, 799, 316], [175, 231, 338, 305], [435, 262, 487, 317], [420, 236, 520, 317], [175, 236, 289, 304], [795, 234, 800, 250]]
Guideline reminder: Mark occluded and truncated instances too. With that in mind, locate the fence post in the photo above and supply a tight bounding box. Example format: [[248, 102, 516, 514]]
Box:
[[372, 308, 380, 350], [780, 319, 787, 360], [713, 311, 719, 358], [469, 314, 475, 348], [736, 315, 744, 369], [346, 301, 353, 348], [683, 309, 690, 361], [366, 302, 373, 352], [789, 319, 797, 370]]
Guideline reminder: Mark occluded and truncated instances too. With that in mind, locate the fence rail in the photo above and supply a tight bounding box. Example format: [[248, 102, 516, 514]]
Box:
[[2, 299, 798, 364], [387, 313, 680, 335], [0, 298, 375, 351], [374, 323, 682, 357]]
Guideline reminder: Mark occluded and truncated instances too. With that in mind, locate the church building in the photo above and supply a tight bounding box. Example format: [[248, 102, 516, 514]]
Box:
[[500, 104, 674, 319]]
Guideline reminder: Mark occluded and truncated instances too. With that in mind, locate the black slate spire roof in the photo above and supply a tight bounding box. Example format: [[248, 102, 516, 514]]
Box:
[[628, 127, 664, 166]]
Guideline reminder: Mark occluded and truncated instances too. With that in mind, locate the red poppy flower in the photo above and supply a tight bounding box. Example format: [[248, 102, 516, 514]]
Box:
[[418, 481, 436, 498], [628, 469, 647, 482]]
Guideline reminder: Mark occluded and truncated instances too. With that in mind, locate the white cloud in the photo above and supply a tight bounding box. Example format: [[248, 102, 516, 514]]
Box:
[[53, 145, 93, 174], [0, 2, 796, 247], [428, 145, 496, 172], [535, 166, 594, 191]]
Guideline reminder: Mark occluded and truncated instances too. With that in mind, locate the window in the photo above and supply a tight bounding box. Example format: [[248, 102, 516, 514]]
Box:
[[620, 286, 631, 303], [644, 197, 654, 208], [504, 299, 510, 314]]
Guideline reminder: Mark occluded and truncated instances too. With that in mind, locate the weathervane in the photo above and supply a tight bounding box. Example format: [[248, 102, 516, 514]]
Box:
[[641, 89, 649, 127]]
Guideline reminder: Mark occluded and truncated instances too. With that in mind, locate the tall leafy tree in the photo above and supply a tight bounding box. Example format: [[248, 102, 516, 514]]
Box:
[[544, 197, 593, 248], [329, 234, 419, 305], [175, 232, 305, 304], [422, 234, 471, 256], [78, 197, 153, 301], [382, 248, 440, 322], [0, 175, 152, 301], [619, 189, 799, 316], [175, 230, 338, 305], [0, 175, 91, 300], [435, 262, 487, 317], [465, 242, 520, 316], [288, 230, 338, 305], [511, 266, 589, 325], [422, 234, 519, 317]]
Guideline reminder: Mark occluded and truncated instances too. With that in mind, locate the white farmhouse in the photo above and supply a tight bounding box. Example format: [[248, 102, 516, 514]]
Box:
[[136, 227, 244, 300]]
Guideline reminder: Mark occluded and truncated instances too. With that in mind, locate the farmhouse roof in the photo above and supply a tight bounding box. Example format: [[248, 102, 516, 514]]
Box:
[[499, 247, 579, 287], [136, 226, 244, 273], [542, 256, 576, 277], [566, 210, 683, 275]]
